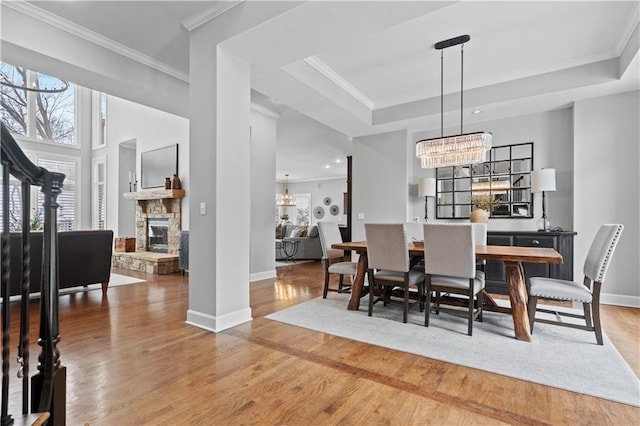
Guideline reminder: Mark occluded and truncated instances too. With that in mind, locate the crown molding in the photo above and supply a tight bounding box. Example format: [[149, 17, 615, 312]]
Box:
[[4, 1, 189, 82], [181, 1, 244, 32], [251, 102, 281, 119], [614, 2, 640, 56], [304, 56, 375, 110]]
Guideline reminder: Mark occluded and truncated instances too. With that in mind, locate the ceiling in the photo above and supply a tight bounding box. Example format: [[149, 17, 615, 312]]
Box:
[[24, 1, 640, 182]]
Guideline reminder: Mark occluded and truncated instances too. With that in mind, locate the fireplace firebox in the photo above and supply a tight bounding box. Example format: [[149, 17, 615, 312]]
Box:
[[148, 218, 169, 253]]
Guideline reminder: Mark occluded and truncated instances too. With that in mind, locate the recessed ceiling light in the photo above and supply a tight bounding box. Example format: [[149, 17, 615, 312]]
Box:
[[472, 110, 482, 114], [324, 165, 331, 169], [335, 158, 342, 163]]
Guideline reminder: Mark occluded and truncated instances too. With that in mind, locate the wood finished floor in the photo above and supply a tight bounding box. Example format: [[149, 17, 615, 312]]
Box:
[[5, 261, 639, 425]]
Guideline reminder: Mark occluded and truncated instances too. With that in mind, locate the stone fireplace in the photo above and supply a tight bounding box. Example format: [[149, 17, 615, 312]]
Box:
[[113, 189, 185, 274], [135, 197, 181, 254]]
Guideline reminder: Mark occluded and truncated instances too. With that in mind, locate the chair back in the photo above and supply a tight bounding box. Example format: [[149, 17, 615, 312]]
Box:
[[318, 221, 344, 260], [583, 224, 624, 283], [365, 223, 409, 272], [424, 224, 476, 278], [472, 222, 487, 245]]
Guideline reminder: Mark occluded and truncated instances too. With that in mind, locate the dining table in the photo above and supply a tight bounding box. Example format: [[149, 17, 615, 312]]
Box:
[[331, 241, 563, 342]]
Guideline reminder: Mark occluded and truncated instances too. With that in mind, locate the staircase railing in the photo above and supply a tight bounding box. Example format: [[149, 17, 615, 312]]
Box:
[[1, 122, 66, 425]]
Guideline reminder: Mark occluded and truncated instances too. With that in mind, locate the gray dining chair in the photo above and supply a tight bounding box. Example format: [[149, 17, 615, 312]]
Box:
[[472, 222, 487, 271], [528, 224, 623, 345], [424, 223, 485, 336], [318, 221, 357, 298], [365, 223, 425, 323]]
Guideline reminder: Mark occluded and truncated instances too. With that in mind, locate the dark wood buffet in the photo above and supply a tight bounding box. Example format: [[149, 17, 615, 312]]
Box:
[[485, 230, 576, 294]]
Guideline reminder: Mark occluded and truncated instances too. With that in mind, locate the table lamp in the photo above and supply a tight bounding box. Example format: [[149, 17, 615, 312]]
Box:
[[418, 177, 437, 221], [531, 168, 556, 232]]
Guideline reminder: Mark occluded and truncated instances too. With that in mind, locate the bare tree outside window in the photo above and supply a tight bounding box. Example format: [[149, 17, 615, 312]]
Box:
[[1, 63, 75, 145]]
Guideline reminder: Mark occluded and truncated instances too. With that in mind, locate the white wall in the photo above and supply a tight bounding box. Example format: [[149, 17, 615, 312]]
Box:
[[106, 96, 189, 237], [352, 130, 411, 241], [411, 109, 574, 231], [286, 178, 348, 226], [118, 143, 136, 237], [250, 108, 278, 281], [574, 90, 640, 306]]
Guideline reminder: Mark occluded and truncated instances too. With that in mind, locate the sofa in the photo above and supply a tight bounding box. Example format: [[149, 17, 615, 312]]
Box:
[[275, 224, 322, 260], [9, 230, 114, 296]]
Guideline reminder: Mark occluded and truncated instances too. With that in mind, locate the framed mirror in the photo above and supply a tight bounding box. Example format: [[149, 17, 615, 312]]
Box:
[[435, 142, 534, 219]]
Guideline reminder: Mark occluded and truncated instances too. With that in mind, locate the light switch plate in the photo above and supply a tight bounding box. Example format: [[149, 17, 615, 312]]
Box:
[[357, 212, 365, 220], [200, 202, 206, 215]]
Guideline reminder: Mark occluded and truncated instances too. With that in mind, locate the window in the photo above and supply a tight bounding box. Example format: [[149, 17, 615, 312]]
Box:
[[36, 155, 79, 231], [92, 91, 107, 148], [1, 62, 77, 145], [92, 157, 107, 229], [0, 153, 78, 231], [293, 193, 310, 226]]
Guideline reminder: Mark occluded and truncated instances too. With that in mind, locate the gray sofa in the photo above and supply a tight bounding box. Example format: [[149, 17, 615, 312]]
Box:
[[276, 224, 322, 260]]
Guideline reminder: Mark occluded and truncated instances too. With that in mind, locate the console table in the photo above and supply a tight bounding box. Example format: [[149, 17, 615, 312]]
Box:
[[485, 230, 576, 294]]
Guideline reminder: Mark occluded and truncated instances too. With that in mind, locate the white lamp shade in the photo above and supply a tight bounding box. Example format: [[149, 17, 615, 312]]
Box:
[[531, 168, 556, 193], [418, 177, 437, 197]]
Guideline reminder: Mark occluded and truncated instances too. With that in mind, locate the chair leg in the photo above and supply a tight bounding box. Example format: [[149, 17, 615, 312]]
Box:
[[338, 274, 344, 292], [435, 291, 440, 315], [368, 269, 375, 317], [467, 280, 474, 336], [424, 277, 431, 327], [323, 260, 330, 299], [592, 283, 603, 345], [419, 283, 424, 312], [477, 289, 483, 322], [583, 303, 593, 329], [403, 282, 409, 324], [527, 296, 538, 333]]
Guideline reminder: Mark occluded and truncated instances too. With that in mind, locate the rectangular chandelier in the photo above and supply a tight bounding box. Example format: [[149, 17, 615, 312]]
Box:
[[416, 131, 492, 169]]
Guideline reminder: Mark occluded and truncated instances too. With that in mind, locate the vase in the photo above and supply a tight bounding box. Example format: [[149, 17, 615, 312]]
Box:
[[172, 174, 182, 190], [469, 208, 489, 223], [164, 177, 171, 189]]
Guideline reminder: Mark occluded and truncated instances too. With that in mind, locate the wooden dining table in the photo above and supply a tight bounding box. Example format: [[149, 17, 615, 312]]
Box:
[[331, 241, 563, 342]]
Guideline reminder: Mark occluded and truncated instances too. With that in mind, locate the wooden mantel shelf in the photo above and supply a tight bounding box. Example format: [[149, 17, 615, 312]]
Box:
[[123, 189, 185, 200]]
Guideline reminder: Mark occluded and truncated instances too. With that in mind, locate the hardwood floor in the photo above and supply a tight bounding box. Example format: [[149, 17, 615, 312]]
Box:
[[5, 261, 639, 425]]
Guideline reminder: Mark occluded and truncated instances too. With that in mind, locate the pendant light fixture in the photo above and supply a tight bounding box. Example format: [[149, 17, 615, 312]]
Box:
[[416, 35, 492, 169], [278, 174, 296, 207]]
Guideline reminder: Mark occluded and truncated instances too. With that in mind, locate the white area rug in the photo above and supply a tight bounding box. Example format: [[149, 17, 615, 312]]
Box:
[[6, 273, 146, 302], [108, 273, 146, 287], [275, 260, 317, 268], [267, 293, 640, 407], [58, 273, 146, 295]]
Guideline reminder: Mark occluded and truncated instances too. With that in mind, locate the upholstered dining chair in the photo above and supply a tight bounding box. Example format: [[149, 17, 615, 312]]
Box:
[[423, 223, 485, 336], [472, 222, 487, 271], [318, 222, 357, 298], [528, 224, 623, 345], [365, 223, 425, 323]]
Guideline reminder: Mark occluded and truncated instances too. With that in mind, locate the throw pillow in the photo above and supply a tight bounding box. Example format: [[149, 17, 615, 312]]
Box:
[[307, 226, 319, 238], [275, 224, 282, 239], [290, 227, 302, 238]]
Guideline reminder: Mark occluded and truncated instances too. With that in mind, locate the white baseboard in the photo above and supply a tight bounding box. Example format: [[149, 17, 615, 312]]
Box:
[[600, 293, 640, 308], [250, 269, 276, 282], [185, 307, 252, 332]]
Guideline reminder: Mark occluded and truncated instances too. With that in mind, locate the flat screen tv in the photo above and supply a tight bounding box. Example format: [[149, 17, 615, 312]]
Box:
[[141, 144, 178, 189]]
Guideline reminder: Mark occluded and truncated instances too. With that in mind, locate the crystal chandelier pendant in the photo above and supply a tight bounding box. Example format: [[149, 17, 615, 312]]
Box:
[[415, 35, 492, 169]]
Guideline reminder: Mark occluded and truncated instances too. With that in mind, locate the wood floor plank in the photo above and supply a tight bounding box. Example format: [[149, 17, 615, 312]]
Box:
[[3, 261, 638, 425]]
